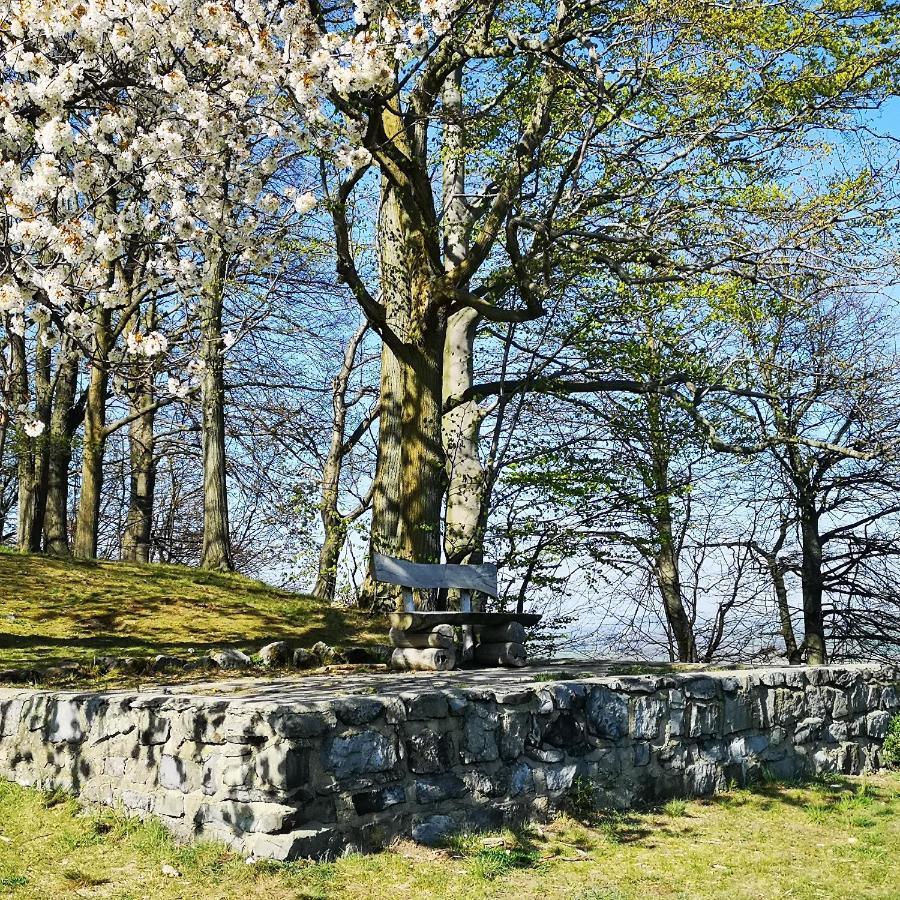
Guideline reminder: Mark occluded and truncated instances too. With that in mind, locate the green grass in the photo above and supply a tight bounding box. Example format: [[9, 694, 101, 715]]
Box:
[[0, 549, 382, 679], [0, 774, 898, 899]]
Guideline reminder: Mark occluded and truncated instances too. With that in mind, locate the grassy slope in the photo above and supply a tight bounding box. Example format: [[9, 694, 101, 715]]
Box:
[[0, 774, 897, 899], [0, 550, 381, 671]]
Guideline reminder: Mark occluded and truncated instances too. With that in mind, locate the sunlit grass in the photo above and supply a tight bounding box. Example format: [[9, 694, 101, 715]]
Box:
[[1, 772, 896, 899], [0, 548, 382, 679]]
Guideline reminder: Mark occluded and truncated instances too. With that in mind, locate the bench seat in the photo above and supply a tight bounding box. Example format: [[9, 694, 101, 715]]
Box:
[[389, 611, 542, 632]]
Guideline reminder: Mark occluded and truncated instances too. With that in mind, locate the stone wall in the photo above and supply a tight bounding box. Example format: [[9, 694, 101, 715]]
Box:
[[0, 663, 897, 860]]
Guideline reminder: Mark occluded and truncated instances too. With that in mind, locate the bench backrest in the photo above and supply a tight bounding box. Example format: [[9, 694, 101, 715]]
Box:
[[372, 553, 498, 597]]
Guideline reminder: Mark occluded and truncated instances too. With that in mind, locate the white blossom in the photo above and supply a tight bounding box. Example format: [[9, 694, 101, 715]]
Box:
[[23, 418, 45, 438]]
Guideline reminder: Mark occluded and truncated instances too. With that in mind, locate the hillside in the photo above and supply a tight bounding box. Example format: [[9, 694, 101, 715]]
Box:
[[0, 550, 381, 679]]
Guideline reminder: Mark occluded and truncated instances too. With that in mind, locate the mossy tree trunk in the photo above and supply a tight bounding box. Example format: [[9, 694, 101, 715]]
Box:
[[122, 374, 156, 564], [43, 341, 81, 557], [11, 328, 50, 552], [73, 307, 112, 559], [441, 68, 488, 572], [200, 241, 233, 571]]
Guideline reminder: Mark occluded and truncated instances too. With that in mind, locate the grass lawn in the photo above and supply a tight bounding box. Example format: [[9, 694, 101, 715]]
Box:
[[0, 550, 381, 674], [0, 773, 897, 899]]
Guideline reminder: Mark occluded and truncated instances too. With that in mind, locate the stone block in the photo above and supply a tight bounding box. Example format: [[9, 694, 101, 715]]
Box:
[[403, 692, 450, 720], [632, 696, 667, 740], [159, 754, 201, 793], [687, 703, 721, 738], [415, 773, 467, 803], [632, 742, 651, 767], [254, 744, 309, 791], [351, 784, 407, 814], [542, 712, 585, 749], [155, 790, 186, 818], [138, 710, 170, 745], [794, 717, 824, 744], [723, 692, 753, 733], [499, 712, 529, 760], [406, 730, 455, 774], [412, 814, 456, 846], [510, 761, 535, 796], [333, 698, 385, 726], [325, 730, 397, 778], [461, 711, 499, 764], [209, 648, 253, 670], [586, 687, 628, 739], [865, 711, 892, 739], [464, 769, 509, 797], [198, 800, 296, 834], [683, 677, 718, 700], [272, 708, 334, 739], [544, 763, 578, 794]]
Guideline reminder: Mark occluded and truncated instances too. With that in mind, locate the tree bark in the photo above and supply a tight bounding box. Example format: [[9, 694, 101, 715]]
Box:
[[646, 392, 697, 662], [200, 241, 232, 571], [799, 499, 827, 664], [10, 329, 49, 552], [441, 68, 487, 570], [122, 371, 156, 563], [369, 175, 409, 565], [312, 323, 369, 602], [398, 315, 446, 566], [73, 308, 111, 559], [43, 344, 79, 557]]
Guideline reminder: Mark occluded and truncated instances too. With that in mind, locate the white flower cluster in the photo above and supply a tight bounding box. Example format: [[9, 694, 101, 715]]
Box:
[[126, 331, 169, 357], [0, 0, 462, 431]]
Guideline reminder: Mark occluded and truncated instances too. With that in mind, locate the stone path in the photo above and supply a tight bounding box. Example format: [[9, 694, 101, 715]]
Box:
[[143, 659, 686, 704]]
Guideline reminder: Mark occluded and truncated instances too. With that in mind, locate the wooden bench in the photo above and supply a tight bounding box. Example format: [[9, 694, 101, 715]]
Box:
[[372, 553, 541, 671]]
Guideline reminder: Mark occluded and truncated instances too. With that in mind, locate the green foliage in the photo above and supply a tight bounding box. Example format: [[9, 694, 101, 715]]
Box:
[[662, 799, 688, 818], [566, 776, 599, 822], [470, 846, 539, 881], [532, 671, 579, 682], [882, 713, 900, 768]]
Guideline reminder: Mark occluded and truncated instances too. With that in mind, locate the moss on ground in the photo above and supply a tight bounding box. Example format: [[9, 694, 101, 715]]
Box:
[[0, 549, 382, 679], [0, 773, 898, 899]]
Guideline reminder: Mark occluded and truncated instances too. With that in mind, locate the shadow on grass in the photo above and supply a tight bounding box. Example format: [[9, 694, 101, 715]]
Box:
[[0, 551, 382, 670]]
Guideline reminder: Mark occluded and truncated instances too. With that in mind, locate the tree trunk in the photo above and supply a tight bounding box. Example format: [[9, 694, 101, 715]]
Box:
[[312, 323, 368, 602], [799, 500, 827, 664], [398, 316, 446, 566], [366, 97, 446, 608], [122, 373, 156, 563], [200, 242, 232, 571], [369, 178, 409, 564], [10, 330, 49, 552], [441, 68, 487, 570], [73, 309, 111, 559], [763, 551, 799, 663], [43, 346, 79, 557], [313, 515, 348, 602], [647, 392, 697, 662]]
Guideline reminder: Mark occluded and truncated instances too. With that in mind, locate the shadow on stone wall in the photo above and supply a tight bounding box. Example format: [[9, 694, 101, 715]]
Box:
[[0, 664, 897, 860]]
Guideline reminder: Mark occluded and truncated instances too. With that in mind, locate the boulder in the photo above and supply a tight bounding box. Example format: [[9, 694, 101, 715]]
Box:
[[258, 641, 291, 668], [209, 648, 253, 670], [292, 648, 318, 669]]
